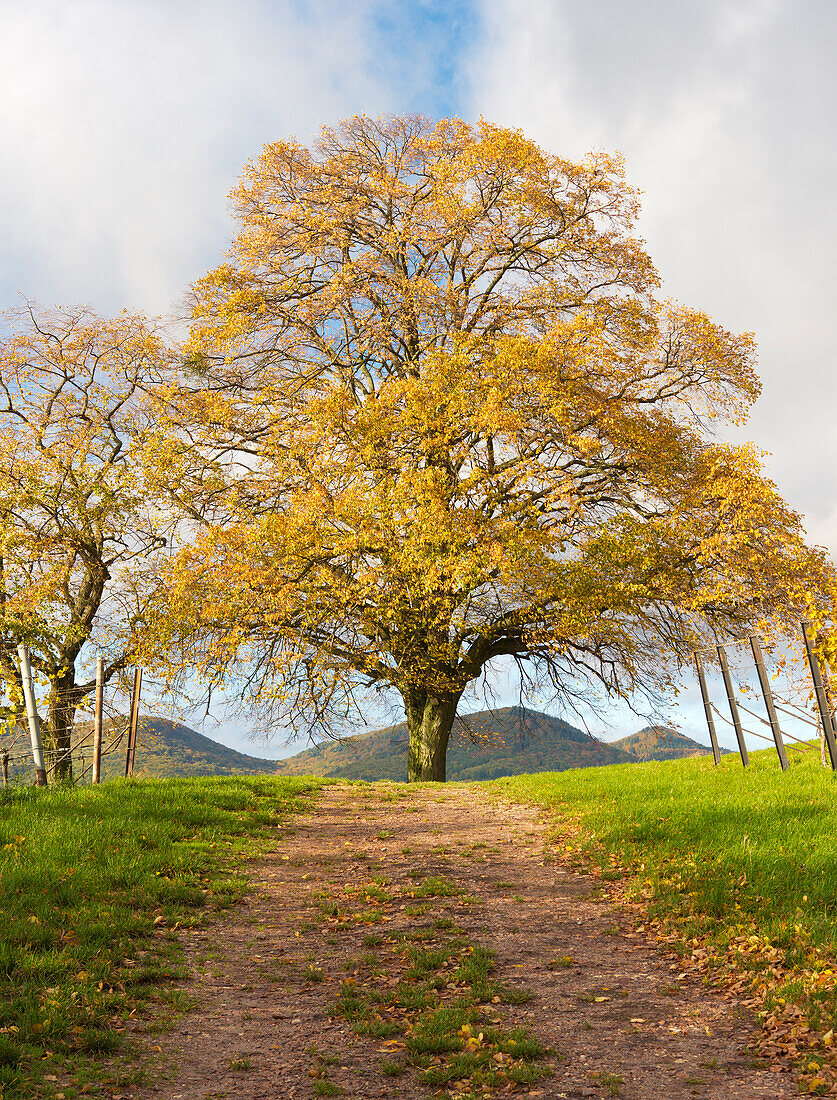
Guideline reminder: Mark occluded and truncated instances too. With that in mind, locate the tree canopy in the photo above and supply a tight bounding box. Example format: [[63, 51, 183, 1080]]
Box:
[[146, 114, 834, 781], [0, 306, 166, 778]]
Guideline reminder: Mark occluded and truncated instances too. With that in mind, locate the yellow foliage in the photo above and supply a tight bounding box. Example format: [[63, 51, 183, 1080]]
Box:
[[145, 114, 835, 781], [0, 305, 168, 759]]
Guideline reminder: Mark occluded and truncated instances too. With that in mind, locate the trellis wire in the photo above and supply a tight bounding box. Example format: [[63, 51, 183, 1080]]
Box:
[[695, 622, 836, 770], [2, 651, 143, 786], [708, 703, 772, 744], [2, 721, 129, 785], [771, 701, 820, 729]]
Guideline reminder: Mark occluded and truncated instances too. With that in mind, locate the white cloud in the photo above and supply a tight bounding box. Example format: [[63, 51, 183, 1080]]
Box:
[[464, 0, 837, 740], [468, 0, 837, 549], [0, 0, 388, 315]]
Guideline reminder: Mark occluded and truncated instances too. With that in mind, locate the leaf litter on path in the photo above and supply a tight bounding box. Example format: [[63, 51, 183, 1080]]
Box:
[[126, 783, 795, 1099]]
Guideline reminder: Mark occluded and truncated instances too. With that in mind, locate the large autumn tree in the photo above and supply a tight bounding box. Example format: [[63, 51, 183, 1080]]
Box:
[[0, 306, 167, 780], [150, 114, 833, 781]]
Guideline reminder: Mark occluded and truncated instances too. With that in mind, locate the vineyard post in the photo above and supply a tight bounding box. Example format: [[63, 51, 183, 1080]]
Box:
[[749, 634, 789, 771], [716, 644, 749, 767], [125, 668, 141, 777], [92, 655, 104, 784], [17, 645, 47, 786], [1, 752, 7, 786], [693, 652, 721, 765], [801, 620, 837, 771]]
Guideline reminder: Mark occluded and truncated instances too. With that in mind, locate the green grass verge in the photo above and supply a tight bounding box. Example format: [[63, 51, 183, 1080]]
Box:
[[0, 774, 327, 1099], [491, 741, 837, 1092]]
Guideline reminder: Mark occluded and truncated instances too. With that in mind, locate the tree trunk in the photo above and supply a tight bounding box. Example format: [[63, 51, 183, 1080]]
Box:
[[48, 677, 76, 784], [403, 690, 461, 783]]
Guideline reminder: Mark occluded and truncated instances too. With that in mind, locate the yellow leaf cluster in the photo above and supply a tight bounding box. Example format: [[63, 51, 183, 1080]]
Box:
[[139, 115, 834, 779]]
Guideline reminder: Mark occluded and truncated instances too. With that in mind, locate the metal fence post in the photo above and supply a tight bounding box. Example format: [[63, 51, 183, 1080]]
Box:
[[801, 620, 837, 770], [125, 668, 141, 777], [694, 651, 721, 765], [717, 644, 749, 767], [92, 655, 104, 784], [749, 634, 789, 771], [17, 644, 47, 786]]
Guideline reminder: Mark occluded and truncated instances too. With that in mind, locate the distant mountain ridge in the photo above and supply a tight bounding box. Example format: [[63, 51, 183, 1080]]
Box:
[[273, 707, 636, 781], [0, 710, 716, 781], [611, 725, 717, 762]]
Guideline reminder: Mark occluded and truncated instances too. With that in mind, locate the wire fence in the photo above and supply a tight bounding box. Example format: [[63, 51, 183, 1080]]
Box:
[[1, 719, 131, 787], [3, 621, 836, 786], [1, 653, 143, 788], [691, 621, 837, 772]]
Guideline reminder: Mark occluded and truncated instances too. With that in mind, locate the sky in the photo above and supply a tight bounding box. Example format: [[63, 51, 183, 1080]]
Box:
[[2, 0, 835, 757]]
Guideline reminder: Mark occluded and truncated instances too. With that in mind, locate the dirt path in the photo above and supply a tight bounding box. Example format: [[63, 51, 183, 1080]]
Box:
[[128, 783, 794, 1099]]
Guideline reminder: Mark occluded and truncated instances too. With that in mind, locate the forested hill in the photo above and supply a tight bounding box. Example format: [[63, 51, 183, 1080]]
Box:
[[610, 725, 717, 762], [0, 717, 281, 781], [273, 707, 636, 782], [97, 717, 284, 779], [1, 710, 715, 781], [98, 717, 282, 779]]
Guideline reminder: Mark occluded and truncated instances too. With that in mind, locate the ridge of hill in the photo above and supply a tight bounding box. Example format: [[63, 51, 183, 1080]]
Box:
[[273, 706, 636, 782], [611, 725, 717, 762], [1, 710, 717, 782], [96, 717, 282, 779], [0, 716, 281, 781]]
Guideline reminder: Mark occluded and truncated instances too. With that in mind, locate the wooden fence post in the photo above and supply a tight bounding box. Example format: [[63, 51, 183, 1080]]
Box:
[[749, 634, 789, 771], [125, 668, 141, 777], [92, 655, 104, 785], [801, 620, 837, 771], [17, 645, 47, 786], [717, 644, 749, 767], [694, 652, 721, 765]]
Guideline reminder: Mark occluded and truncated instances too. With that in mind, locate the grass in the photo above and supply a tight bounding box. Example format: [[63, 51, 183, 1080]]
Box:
[[313, 1081, 342, 1096], [412, 875, 463, 898], [17, 742, 837, 1093], [330, 875, 553, 1097], [492, 740, 837, 1091], [548, 956, 575, 969], [306, 1046, 342, 1094], [379, 1057, 405, 1075], [0, 774, 326, 1099], [597, 1070, 623, 1095]]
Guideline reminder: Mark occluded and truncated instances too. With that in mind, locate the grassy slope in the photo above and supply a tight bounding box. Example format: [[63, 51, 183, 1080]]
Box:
[[0, 775, 326, 1099], [276, 706, 637, 781], [5, 745, 837, 1092], [492, 741, 837, 1092]]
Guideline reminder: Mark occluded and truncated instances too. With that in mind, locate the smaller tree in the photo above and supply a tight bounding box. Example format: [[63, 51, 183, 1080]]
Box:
[[0, 305, 167, 780]]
